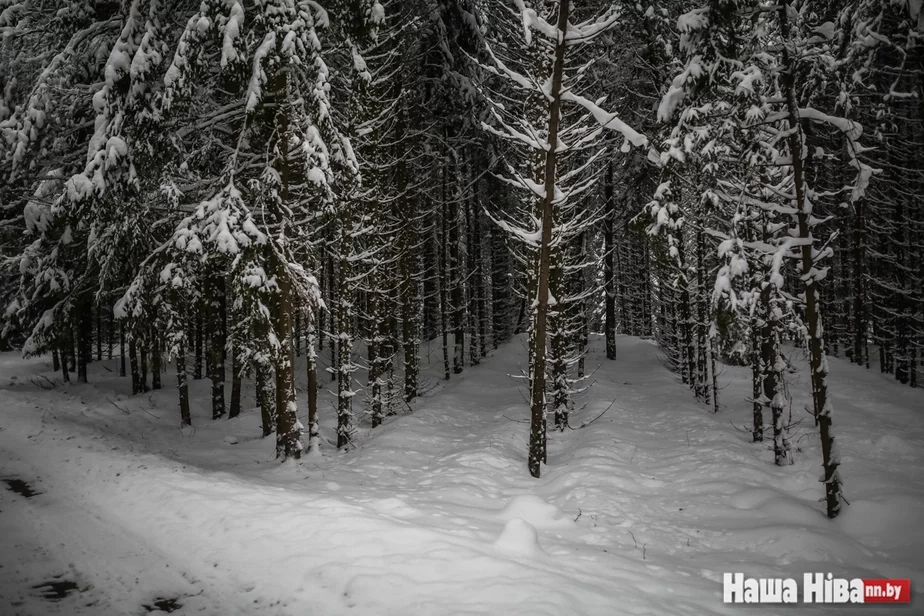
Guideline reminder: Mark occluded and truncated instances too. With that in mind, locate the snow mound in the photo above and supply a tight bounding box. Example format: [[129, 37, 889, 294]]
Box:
[[223, 435, 239, 445], [493, 518, 544, 556], [498, 494, 571, 528], [873, 433, 917, 457], [370, 497, 421, 519]]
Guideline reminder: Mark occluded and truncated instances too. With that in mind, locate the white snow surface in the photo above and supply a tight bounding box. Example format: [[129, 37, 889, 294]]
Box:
[[0, 336, 922, 615]]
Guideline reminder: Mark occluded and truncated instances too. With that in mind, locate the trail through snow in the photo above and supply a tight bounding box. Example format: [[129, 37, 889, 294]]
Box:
[[1, 336, 922, 615]]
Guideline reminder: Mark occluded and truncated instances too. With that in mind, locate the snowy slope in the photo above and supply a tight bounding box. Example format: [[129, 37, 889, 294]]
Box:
[[0, 336, 922, 615]]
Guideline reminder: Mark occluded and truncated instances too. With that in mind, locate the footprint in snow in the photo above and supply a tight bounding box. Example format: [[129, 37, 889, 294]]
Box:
[[3, 477, 41, 498], [143, 597, 183, 613], [32, 579, 79, 602]]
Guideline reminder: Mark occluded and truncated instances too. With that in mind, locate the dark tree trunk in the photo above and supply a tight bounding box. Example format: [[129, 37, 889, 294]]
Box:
[[449, 172, 465, 375], [439, 178, 452, 381], [780, 1, 842, 518], [76, 300, 92, 383], [273, 268, 300, 458], [95, 303, 102, 361], [229, 343, 241, 419], [119, 321, 126, 377], [129, 336, 140, 394], [256, 363, 275, 437], [194, 311, 203, 380], [335, 250, 353, 449], [176, 341, 191, 427], [369, 291, 383, 426], [328, 253, 338, 383], [603, 159, 617, 360], [140, 343, 149, 393], [151, 329, 161, 390], [528, 0, 570, 478], [307, 325, 320, 451], [294, 311, 302, 358], [208, 275, 225, 419], [107, 306, 114, 359], [59, 339, 70, 383]]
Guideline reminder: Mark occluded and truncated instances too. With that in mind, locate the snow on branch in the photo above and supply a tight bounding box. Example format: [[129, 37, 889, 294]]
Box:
[[561, 90, 648, 148]]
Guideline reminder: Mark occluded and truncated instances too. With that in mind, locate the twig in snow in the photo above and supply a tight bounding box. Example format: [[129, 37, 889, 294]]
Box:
[[139, 406, 162, 419], [729, 420, 751, 434], [107, 398, 130, 414], [574, 508, 582, 523], [570, 397, 616, 430], [29, 375, 55, 390], [502, 415, 529, 424]]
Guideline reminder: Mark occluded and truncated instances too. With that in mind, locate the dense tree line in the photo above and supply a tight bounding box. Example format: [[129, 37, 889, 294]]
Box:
[[2, 0, 921, 518]]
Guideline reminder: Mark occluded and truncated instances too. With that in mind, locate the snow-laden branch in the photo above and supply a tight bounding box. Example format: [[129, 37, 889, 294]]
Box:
[[560, 90, 648, 148]]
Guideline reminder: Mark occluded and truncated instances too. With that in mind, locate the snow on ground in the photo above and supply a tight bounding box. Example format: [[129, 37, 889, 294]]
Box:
[[0, 335, 922, 615]]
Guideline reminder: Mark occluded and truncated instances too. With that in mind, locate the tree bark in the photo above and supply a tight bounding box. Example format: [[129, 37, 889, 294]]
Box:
[[256, 362, 275, 437], [604, 159, 617, 360], [528, 0, 570, 478], [176, 339, 191, 427], [119, 321, 126, 377], [151, 328, 161, 390], [779, 1, 842, 518], [306, 323, 320, 452], [229, 343, 241, 419], [129, 336, 140, 394], [207, 274, 225, 419], [194, 311, 203, 380]]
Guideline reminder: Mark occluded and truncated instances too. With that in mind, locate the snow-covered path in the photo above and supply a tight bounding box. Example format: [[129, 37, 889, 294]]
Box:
[[1, 336, 922, 615]]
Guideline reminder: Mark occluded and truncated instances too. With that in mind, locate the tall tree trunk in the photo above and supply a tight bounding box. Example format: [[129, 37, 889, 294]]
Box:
[[491, 222, 510, 347], [466, 170, 481, 367], [273, 266, 299, 459], [119, 321, 126, 377], [440, 179, 452, 381], [449, 165, 465, 375], [229, 343, 241, 419], [401, 213, 419, 402], [208, 275, 225, 419], [95, 303, 102, 361], [318, 260, 326, 354], [369, 291, 383, 426], [329, 253, 338, 383], [780, 2, 843, 518], [176, 339, 191, 427], [294, 311, 302, 358], [129, 335, 140, 394], [140, 342, 149, 393], [256, 362, 275, 438], [107, 306, 114, 360], [76, 300, 91, 383], [335, 247, 353, 449], [528, 0, 570, 478], [603, 159, 617, 360], [59, 338, 70, 383], [396, 96, 419, 402], [306, 322, 320, 452], [151, 328, 161, 390], [194, 311, 203, 380]]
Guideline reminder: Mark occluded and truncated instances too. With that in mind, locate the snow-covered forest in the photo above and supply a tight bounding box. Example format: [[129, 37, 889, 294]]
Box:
[[1, 0, 923, 614]]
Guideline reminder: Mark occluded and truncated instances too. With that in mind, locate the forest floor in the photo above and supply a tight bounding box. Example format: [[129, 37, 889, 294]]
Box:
[[0, 335, 922, 615]]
